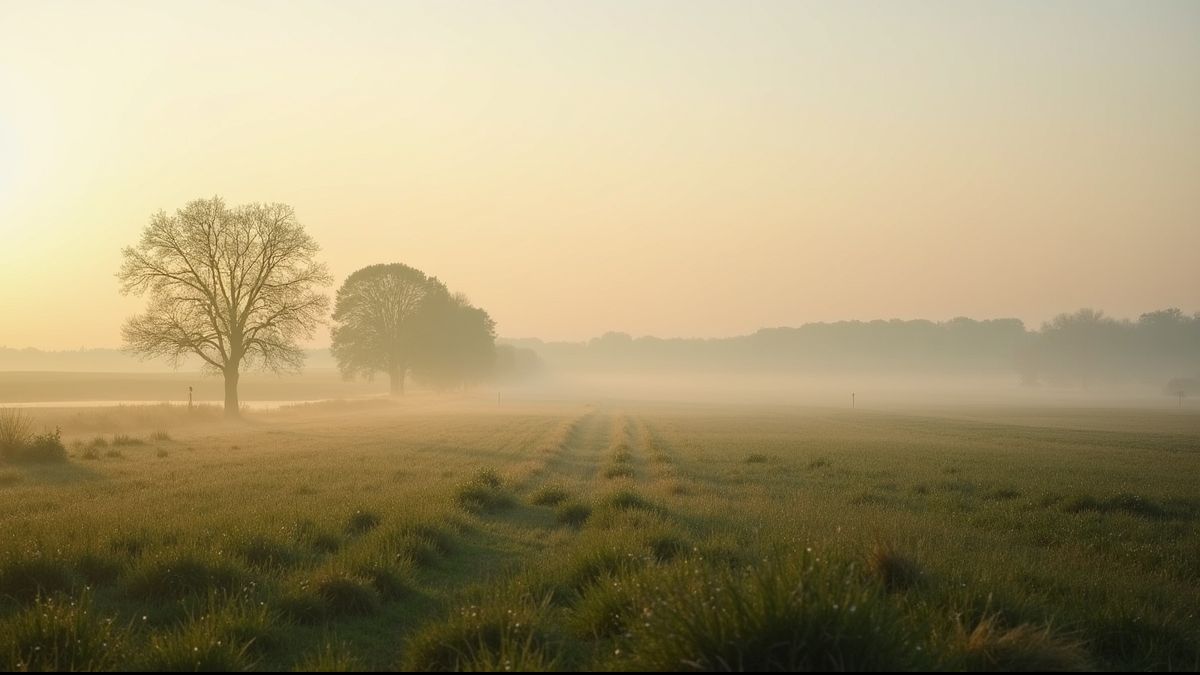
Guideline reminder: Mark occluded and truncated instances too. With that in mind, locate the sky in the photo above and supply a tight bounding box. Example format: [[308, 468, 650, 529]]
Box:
[[1, 0, 1198, 350]]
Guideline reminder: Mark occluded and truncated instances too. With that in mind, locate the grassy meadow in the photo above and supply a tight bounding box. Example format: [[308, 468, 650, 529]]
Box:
[[0, 398, 1197, 671]]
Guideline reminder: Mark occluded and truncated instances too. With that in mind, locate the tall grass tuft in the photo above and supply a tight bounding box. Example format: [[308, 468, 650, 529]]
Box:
[[615, 550, 926, 671], [312, 568, 381, 616], [530, 484, 570, 507], [953, 615, 1092, 671], [0, 592, 130, 671], [868, 541, 923, 591], [125, 550, 250, 601], [0, 408, 33, 458], [456, 468, 513, 514], [0, 554, 77, 603], [401, 591, 559, 671]]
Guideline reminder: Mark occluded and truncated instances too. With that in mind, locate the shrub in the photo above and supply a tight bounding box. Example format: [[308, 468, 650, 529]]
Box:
[[1, 425, 67, 464], [149, 430, 172, 442], [0, 592, 129, 671]]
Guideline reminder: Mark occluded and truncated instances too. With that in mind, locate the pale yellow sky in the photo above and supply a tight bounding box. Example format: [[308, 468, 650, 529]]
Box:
[[1, 0, 1198, 350]]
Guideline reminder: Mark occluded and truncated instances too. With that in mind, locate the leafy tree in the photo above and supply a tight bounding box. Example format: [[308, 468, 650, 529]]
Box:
[[329, 263, 432, 394], [118, 197, 331, 416], [410, 280, 496, 391]]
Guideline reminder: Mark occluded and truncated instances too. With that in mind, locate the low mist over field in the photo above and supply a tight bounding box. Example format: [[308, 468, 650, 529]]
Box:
[[1, 0, 1197, 672]]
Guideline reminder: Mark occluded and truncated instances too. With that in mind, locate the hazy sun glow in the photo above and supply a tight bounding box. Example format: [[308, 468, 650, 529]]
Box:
[[1, 0, 1198, 350]]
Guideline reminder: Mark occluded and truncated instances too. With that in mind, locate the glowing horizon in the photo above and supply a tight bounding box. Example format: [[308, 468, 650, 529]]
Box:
[[2, 0, 1198, 351]]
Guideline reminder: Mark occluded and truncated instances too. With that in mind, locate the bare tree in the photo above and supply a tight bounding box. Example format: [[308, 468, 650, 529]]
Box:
[[118, 197, 331, 416]]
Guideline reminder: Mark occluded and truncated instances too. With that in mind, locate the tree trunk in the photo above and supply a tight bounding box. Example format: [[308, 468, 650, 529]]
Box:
[[389, 366, 404, 396], [224, 367, 241, 417]]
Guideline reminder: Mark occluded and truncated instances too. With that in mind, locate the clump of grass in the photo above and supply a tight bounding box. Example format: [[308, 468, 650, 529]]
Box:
[[612, 448, 633, 463], [380, 521, 457, 567], [73, 550, 125, 586], [401, 593, 558, 671], [311, 569, 381, 616], [807, 457, 830, 470], [211, 595, 283, 654], [0, 408, 33, 456], [456, 468, 513, 514], [345, 508, 381, 535], [351, 555, 411, 601], [0, 592, 129, 671], [556, 501, 592, 528], [1064, 493, 1169, 520], [572, 576, 637, 638], [647, 532, 690, 561], [616, 551, 923, 671], [600, 489, 654, 513], [149, 430, 172, 442], [125, 550, 250, 601], [744, 453, 769, 464], [603, 464, 635, 480], [139, 618, 255, 672], [0, 554, 77, 603], [559, 542, 646, 593], [156, 448, 169, 459], [105, 449, 124, 459], [276, 590, 327, 625], [80, 446, 101, 460], [989, 488, 1020, 500], [868, 541, 923, 591], [88, 436, 109, 448], [292, 639, 363, 672], [530, 484, 570, 507], [953, 615, 1092, 671], [236, 534, 300, 570], [111, 434, 144, 446], [0, 417, 67, 463]]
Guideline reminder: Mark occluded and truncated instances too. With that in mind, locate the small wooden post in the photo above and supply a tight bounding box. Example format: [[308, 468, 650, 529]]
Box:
[[851, 392, 855, 409], [188, 386, 193, 410]]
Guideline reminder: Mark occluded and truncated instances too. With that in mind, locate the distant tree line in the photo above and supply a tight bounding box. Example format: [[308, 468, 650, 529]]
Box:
[[507, 309, 1200, 389], [1016, 308, 1200, 387]]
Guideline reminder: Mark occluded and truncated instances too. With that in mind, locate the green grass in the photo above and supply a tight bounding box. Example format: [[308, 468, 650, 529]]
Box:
[[0, 400, 1195, 670]]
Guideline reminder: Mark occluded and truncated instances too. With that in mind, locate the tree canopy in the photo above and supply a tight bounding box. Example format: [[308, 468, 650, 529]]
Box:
[[330, 264, 496, 393], [118, 197, 331, 415]]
